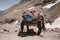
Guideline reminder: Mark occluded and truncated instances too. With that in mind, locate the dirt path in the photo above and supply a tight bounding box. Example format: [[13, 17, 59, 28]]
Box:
[[0, 30, 60, 40]]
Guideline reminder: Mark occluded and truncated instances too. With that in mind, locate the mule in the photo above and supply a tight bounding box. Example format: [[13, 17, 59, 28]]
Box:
[[21, 14, 45, 35]]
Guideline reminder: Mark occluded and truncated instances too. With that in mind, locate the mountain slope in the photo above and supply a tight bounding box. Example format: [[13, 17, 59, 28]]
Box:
[[0, 0, 60, 24], [43, 2, 60, 23]]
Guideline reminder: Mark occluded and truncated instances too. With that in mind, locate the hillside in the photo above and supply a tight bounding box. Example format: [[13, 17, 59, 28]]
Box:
[[43, 2, 60, 23], [0, 0, 60, 40], [0, 10, 3, 15], [0, 0, 60, 24]]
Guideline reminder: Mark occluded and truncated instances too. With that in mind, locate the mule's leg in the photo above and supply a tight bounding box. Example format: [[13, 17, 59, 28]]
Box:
[[37, 21, 42, 35], [27, 25, 30, 32], [42, 18, 46, 30], [21, 22, 24, 32], [42, 21, 46, 30]]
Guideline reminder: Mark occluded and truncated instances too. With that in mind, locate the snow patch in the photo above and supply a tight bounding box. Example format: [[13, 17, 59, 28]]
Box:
[[14, 9, 21, 12], [15, 20, 18, 25], [45, 17, 60, 28], [43, 0, 60, 9]]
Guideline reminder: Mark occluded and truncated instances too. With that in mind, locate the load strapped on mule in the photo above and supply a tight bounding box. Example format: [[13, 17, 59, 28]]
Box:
[[21, 7, 46, 35], [22, 7, 38, 22]]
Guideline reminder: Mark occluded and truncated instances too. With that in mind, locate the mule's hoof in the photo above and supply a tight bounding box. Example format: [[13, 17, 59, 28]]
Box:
[[27, 30, 30, 33], [36, 33, 40, 35], [20, 31, 23, 33]]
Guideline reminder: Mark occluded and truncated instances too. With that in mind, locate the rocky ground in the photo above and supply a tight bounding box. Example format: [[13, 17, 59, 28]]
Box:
[[0, 21, 60, 40], [0, 29, 60, 40]]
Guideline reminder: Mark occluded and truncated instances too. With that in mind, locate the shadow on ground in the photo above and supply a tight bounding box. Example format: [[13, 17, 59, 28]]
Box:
[[18, 29, 43, 37], [18, 29, 36, 37]]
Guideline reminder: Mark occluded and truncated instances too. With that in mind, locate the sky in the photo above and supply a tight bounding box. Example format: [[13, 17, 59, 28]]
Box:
[[0, 0, 21, 11]]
